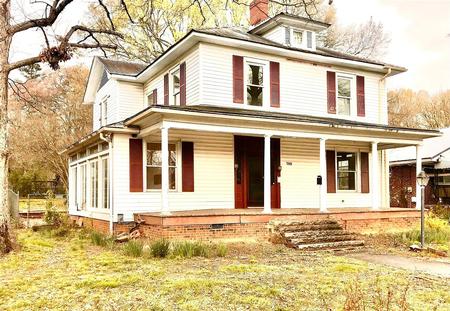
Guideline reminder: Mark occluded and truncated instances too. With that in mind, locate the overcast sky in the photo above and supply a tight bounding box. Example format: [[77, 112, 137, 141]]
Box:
[[9, 0, 450, 93]]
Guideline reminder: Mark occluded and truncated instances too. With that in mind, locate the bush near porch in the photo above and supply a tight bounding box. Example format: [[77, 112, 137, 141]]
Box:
[[0, 229, 449, 310]]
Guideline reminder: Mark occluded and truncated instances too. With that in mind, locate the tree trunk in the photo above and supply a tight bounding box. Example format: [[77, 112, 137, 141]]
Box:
[[0, 0, 13, 254]]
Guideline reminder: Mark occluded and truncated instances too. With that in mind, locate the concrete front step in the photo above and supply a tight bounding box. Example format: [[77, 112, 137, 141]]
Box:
[[288, 233, 357, 245], [292, 240, 365, 251]]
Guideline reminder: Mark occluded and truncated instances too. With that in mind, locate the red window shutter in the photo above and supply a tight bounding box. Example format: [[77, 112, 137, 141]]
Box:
[[327, 71, 336, 114], [326, 150, 336, 193], [270, 61, 280, 108], [360, 152, 370, 193], [180, 62, 186, 106], [357, 75, 365, 117], [164, 73, 169, 105], [233, 55, 244, 104], [152, 88, 157, 105], [182, 142, 194, 192], [129, 139, 143, 192]]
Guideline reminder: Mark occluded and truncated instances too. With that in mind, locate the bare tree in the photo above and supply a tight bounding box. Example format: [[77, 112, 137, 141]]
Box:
[[0, 0, 130, 253]]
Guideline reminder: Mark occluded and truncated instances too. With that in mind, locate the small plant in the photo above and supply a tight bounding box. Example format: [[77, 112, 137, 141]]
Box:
[[123, 240, 144, 257], [172, 241, 209, 258], [150, 239, 171, 258], [215, 243, 228, 257], [44, 191, 65, 227], [90, 231, 108, 247]]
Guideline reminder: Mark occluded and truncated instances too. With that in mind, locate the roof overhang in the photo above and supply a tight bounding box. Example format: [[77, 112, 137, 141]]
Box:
[[83, 57, 111, 104], [60, 125, 139, 155], [249, 13, 330, 35], [110, 30, 405, 84], [124, 105, 440, 146]]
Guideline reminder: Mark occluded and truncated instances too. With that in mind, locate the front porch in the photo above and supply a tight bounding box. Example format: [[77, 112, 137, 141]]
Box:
[[135, 208, 420, 240]]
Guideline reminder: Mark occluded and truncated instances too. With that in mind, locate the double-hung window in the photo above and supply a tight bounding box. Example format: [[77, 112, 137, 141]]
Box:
[[172, 68, 180, 106], [292, 30, 303, 47], [101, 157, 109, 209], [337, 75, 352, 116], [90, 160, 98, 208], [245, 60, 266, 106], [80, 163, 87, 210], [336, 152, 357, 191], [146, 143, 177, 190]]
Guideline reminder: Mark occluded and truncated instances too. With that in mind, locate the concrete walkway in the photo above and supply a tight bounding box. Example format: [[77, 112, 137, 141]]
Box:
[[350, 253, 450, 278]]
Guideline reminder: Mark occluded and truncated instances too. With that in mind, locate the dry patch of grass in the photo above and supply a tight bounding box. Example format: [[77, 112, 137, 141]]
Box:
[[0, 230, 449, 310]]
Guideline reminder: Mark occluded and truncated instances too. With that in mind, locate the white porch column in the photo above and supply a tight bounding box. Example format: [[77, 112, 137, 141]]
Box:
[[371, 142, 380, 210], [319, 138, 328, 212], [415, 144, 422, 210], [263, 134, 272, 214], [161, 127, 170, 215]]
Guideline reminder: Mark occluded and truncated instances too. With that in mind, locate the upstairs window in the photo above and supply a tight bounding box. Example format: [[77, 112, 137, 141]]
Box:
[[172, 68, 180, 106], [337, 152, 357, 191], [293, 30, 303, 47], [246, 62, 265, 106], [306, 31, 313, 49], [99, 96, 108, 126], [337, 76, 352, 116]]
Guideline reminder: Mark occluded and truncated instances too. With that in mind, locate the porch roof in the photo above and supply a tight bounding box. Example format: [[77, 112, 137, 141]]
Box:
[[125, 104, 440, 140]]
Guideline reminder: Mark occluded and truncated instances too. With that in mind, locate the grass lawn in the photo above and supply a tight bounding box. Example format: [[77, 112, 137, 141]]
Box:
[[0, 230, 449, 311], [18, 198, 66, 212]]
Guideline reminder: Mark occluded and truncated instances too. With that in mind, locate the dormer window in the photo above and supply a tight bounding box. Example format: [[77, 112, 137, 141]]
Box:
[[292, 30, 303, 47], [306, 31, 313, 49]]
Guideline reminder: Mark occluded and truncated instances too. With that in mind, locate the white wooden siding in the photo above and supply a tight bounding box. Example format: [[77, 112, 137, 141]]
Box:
[[116, 81, 144, 120], [143, 45, 200, 107], [112, 131, 234, 221], [199, 43, 387, 124], [262, 26, 285, 45]]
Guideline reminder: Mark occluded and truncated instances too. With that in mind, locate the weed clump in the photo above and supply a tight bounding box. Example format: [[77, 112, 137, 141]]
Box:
[[150, 239, 171, 258], [123, 240, 144, 257], [172, 241, 209, 258]]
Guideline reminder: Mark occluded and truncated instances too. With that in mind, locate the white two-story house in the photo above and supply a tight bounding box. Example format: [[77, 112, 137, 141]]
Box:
[[64, 2, 440, 236]]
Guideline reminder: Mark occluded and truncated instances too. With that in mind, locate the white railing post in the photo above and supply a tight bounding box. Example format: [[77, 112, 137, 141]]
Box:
[[161, 127, 170, 215], [263, 134, 272, 214], [371, 142, 380, 210], [319, 138, 328, 212]]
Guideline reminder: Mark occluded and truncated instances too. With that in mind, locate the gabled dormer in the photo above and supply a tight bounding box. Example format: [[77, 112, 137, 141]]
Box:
[[247, 1, 330, 51]]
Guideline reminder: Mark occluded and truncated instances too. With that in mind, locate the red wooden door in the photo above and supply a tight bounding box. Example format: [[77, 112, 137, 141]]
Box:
[[271, 138, 281, 209]]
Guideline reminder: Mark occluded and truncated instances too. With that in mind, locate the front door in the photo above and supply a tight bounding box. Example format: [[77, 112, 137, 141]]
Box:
[[234, 136, 280, 209]]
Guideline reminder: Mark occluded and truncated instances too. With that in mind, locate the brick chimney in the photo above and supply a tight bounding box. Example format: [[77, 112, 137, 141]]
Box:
[[250, 0, 269, 26]]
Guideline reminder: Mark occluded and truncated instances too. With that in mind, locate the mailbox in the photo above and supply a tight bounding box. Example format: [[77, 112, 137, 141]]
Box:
[[317, 175, 322, 185]]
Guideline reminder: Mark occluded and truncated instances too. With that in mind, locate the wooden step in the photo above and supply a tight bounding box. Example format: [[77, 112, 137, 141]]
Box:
[[288, 233, 357, 245], [283, 229, 349, 239], [292, 240, 365, 251]]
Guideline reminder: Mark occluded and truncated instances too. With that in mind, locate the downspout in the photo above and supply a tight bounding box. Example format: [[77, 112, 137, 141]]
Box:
[[100, 132, 114, 235]]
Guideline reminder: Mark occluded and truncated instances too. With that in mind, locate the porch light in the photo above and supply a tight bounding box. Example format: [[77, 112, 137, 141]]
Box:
[[416, 171, 429, 187]]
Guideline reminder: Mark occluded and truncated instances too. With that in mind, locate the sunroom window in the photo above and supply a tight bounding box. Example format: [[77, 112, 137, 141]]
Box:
[[146, 143, 177, 190], [337, 76, 352, 116], [337, 152, 357, 191], [246, 63, 264, 106]]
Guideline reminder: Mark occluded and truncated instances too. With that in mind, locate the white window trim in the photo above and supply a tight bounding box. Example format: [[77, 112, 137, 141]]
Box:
[[88, 159, 99, 209], [244, 57, 270, 108], [169, 65, 181, 106], [144, 140, 180, 192], [100, 156, 110, 209], [100, 95, 109, 126], [335, 73, 357, 118], [335, 150, 360, 193]]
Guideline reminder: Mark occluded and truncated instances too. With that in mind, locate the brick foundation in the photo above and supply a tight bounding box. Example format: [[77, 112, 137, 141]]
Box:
[[69, 215, 134, 235], [136, 209, 421, 240]]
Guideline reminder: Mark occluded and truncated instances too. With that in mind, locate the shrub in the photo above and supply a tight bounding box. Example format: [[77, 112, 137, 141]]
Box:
[[430, 203, 450, 221], [397, 215, 450, 246], [150, 239, 170, 258], [215, 243, 228, 257], [123, 240, 144, 257], [44, 191, 66, 227], [90, 231, 109, 247], [172, 241, 209, 258]]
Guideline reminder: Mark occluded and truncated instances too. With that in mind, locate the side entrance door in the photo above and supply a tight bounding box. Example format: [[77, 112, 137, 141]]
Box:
[[234, 136, 280, 209]]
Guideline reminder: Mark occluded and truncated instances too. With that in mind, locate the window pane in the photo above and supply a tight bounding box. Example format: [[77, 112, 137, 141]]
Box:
[[147, 94, 153, 106], [307, 31, 312, 49], [147, 167, 162, 189], [146, 167, 176, 190], [293, 30, 302, 46], [247, 64, 263, 86], [147, 143, 176, 166], [90, 161, 98, 208], [103, 158, 109, 209], [338, 97, 350, 115], [338, 172, 356, 190], [338, 78, 351, 97], [337, 152, 356, 171], [247, 86, 263, 106], [172, 70, 180, 94]]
